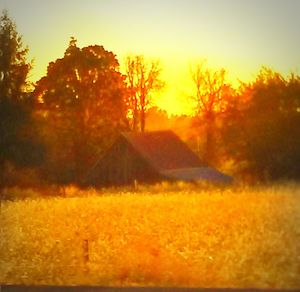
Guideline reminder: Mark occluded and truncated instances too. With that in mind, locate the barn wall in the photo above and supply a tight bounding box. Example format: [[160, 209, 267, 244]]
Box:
[[87, 137, 163, 187]]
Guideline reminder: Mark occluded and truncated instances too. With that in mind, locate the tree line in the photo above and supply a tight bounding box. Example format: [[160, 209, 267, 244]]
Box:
[[0, 10, 299, 187]]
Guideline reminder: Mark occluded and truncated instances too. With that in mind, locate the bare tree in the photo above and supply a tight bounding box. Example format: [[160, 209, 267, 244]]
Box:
[[125, 55, 164, 132], [190, 60, 231, 163]]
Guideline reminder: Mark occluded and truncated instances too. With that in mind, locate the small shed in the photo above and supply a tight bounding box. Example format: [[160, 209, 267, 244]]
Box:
[[86, 130, 232, 186]]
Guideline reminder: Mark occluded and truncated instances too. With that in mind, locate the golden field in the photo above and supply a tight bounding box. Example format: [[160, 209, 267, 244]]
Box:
[[0, 182, 300, 288]]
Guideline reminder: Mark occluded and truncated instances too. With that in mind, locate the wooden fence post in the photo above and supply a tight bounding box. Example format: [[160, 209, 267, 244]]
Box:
[[134, 179, 138, 190], [83, 239, 89, 273]]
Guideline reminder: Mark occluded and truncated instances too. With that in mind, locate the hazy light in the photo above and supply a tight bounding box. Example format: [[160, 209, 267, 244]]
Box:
[[2, 0, 300, 115]]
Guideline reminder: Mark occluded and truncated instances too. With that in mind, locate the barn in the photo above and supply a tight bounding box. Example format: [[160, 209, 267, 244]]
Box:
[[85, 130, 232, 186]]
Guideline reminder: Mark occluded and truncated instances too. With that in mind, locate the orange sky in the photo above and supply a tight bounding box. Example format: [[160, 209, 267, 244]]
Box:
[[2, 0, 300, 115]]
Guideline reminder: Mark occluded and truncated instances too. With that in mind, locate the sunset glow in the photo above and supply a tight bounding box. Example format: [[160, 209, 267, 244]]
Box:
[[1, 0, 300, 115], [2, 1, 300, 288]]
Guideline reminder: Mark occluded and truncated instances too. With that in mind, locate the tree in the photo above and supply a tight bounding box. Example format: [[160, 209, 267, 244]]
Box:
[[221, 67, 300, 181], [190, 60, 233, 165], [34, 38, 128, 184], [0, 10, 42, 187], [125, 55, 164, 132], [245, 68, 300, 180], [0, 10, 31, 101]]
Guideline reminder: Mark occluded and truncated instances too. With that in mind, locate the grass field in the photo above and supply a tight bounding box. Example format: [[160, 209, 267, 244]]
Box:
[[0, 182, 300, 288]]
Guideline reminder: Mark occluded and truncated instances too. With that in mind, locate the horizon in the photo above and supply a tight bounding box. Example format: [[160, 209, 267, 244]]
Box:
[[1, 0, 300, 114]]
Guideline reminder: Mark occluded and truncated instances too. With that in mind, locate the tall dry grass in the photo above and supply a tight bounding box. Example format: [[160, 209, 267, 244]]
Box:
[[0, 182, 300, 288]]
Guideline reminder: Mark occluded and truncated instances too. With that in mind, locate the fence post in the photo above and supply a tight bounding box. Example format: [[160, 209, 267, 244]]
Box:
[[83, 239, 89, 272], [134, 179, 138, 190]]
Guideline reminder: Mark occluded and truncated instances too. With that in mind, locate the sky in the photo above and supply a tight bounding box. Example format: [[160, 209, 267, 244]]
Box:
[[1, 0, 300, 114]]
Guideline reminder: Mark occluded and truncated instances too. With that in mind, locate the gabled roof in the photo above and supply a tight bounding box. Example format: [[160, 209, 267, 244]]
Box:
[[85, 130, 232, 186], [122, 130, 206, 171]]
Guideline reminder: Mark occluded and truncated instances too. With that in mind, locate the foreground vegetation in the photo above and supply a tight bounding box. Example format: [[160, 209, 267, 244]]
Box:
[[0, 182, 300, 288]]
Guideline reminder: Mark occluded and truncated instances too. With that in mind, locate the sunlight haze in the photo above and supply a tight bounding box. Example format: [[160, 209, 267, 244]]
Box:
[[1, 0, 300, 114]]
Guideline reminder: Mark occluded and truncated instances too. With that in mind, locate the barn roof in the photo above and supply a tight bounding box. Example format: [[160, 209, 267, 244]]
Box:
[[122, 130, 206, 171], [161, 167, 232, 183], [86, 130, 232, 186]]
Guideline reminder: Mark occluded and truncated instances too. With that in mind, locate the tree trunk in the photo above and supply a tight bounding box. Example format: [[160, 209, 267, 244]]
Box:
[[205, 113, 215, 164], [140, 108, 145, 132], [132, 96, 139, 132], [132, 108, 138, 132]]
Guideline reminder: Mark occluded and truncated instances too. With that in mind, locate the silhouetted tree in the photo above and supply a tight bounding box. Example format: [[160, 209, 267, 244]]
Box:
[[0, 10, 31, 101], [125, 55, 164, 132], [221, 67, 300, 181], [190, 60, 233, 165], [34, 38, 128, 184], [0, 10, 42, 187]]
